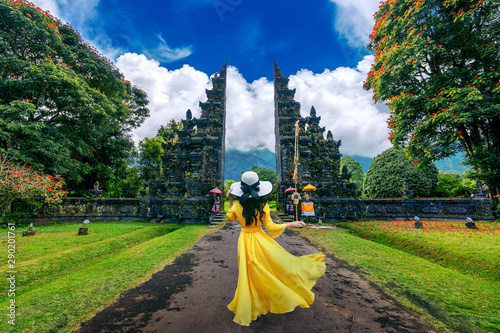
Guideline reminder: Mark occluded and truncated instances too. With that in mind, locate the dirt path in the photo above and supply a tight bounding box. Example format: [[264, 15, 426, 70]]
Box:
[[76, 219, 440, 333]]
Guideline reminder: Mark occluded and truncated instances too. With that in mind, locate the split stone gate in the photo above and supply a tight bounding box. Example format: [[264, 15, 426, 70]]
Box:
[[144, 61, 359, 223], [13, 63, 494, 223]]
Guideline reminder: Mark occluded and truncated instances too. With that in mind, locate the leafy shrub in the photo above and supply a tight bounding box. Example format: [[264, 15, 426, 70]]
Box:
[[364, 148, 439, 198]]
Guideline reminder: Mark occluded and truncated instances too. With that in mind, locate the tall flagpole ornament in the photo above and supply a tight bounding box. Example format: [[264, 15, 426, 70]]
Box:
[[293, 120, 301, 221]]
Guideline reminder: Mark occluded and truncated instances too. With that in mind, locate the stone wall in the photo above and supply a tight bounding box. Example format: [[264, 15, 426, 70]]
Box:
[[11, 196, 213, 224], [313, 197, 494, 221]]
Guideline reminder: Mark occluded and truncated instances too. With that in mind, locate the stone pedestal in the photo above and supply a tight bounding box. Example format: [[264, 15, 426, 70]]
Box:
[[78, 227, 88, 235]]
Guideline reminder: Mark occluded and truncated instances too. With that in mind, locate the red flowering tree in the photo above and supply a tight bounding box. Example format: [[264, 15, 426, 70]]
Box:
[[0, 152, 66, 214], [364, 0, 500, 200]]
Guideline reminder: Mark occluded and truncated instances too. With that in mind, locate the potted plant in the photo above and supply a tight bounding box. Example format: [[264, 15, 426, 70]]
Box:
[[22, 223, 36, 236], [78, 219, 90, 235]]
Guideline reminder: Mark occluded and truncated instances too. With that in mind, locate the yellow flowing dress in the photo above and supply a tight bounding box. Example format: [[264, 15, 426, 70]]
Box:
[[226, 202, 326, 326]]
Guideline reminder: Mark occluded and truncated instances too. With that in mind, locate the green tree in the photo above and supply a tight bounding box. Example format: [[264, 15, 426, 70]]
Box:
[[364, 148, 439, 198], [340, 156, 365, 193], [365, 0, 500, 200], [157, 119, 183, 144], [0, 1, 149, 194], [249, 165, 276, 184], [224, 179, 236, 194], [136, 120, 183, 182], [431, 171, 475, 198], [104, 166, 142, 198], [137, 136, 164, 182]]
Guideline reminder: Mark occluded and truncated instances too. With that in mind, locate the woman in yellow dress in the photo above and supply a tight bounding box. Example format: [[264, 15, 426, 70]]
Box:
[[226, 171, 326, 326]]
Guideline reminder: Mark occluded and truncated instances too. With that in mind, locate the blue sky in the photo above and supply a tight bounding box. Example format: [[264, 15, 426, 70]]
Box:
[[31, 0, 391, 157]]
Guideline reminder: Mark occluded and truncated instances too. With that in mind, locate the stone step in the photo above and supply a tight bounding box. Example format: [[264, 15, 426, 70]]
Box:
[[276, 214, 295, 220], [210, 212, 226, 225], [274, 213, 295, 224]]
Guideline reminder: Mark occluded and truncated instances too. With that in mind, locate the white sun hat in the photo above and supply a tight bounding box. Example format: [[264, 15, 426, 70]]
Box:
[[230, 171, 273, 202]]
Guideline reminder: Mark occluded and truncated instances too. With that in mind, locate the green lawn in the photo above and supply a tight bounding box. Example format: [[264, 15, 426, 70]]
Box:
[[301, 220, 500, 333], [0, 222, 218, 333], [336, 220, 500, 280]]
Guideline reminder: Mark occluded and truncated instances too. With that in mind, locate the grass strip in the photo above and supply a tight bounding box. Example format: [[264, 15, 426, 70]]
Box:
[[0, 222, 155, 263], [0, 225, 215, 333], [301, 229, 500, 333], [335, 221, 499, 280], [0, 224, 181, 302]]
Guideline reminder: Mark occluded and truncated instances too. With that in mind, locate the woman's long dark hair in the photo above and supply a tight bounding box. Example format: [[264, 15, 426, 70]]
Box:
[[241, 197, 267, 226]]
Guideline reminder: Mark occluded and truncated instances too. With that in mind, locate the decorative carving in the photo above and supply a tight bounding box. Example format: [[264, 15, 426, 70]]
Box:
[[102, 206, 113, 213], [120, 206, 135, 213], [422, 206, 440, 213], [367, 205, 383, 213], [386, 206, 402, 213], [446, 206, 468, 214]]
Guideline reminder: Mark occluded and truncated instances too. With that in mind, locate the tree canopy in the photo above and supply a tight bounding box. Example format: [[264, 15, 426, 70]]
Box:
[[0, 0, 149, 194], [365, 0, 500, 198], [364, 148, 439, 198], [135, 119, 183, 183], [138, 136, 164, 182], [431, 171, 475, 198], [340, 156, 365, 193]]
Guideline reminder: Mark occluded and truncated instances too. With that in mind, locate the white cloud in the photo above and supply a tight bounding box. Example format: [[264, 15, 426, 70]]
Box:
[[115, 53, 210, 142], [225, 67, 274, 151], [289, 55, 391, 157], [144, 35, 193, 63], [29, 0, 64, 20], [30, 0, 99, 26], [30, 0, 124, 62], [329, 0, 381, 49], [119, 54, 390, 158]]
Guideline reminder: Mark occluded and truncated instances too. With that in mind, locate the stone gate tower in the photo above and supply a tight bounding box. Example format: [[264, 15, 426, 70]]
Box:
[[150, 64, 227, 223], [273, 61, 358, 217]]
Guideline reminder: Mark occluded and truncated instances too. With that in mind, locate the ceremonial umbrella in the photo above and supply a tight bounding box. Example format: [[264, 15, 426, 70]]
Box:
[[209, 187, 222, 194], [302, 184, 317, 191], [284, 187, 296, 193]]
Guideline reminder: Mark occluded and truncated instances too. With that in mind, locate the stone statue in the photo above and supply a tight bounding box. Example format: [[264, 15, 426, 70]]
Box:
[[341, 165, 351, 181]]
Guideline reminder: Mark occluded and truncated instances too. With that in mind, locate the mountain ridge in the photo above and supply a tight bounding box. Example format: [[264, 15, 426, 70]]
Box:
[[225, 149, 469, 180]]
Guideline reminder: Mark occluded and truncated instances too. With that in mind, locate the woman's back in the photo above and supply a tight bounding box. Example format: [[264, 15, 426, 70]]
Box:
[[226, 201, 287, 238]]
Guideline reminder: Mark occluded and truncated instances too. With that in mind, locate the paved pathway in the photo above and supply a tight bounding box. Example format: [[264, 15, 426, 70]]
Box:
[[77, 219, 440, 333]]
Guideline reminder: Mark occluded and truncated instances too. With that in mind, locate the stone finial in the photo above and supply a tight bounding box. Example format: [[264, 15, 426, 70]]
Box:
[[327, 130, 333, 140], [310, 106, 316, 116], [186, 109, 192, 120]]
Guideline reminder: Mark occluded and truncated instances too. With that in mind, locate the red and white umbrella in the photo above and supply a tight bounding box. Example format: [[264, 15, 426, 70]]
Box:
[[284, 187, 296, 193], [209, 187, 222, 194]]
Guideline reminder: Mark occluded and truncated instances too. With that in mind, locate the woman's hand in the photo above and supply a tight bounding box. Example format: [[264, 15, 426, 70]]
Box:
[[226, 189, 234, 208], [286, 221, 306, 228]]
